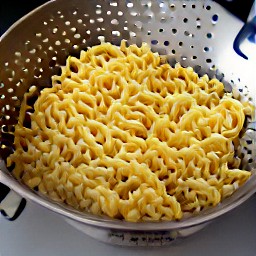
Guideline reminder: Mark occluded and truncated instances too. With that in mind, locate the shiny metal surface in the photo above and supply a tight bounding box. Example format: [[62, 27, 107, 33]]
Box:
[[0, 0, 255, 246]]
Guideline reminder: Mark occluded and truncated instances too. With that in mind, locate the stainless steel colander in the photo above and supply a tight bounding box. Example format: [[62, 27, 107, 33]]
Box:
[[0, 0, 255, 246]]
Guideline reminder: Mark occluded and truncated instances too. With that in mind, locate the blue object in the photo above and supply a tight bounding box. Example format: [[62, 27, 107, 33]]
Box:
[[233, 13, 256, 59]]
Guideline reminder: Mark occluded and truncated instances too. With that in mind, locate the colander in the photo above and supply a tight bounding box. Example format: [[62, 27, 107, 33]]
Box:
[[0, 0, 256, 246]]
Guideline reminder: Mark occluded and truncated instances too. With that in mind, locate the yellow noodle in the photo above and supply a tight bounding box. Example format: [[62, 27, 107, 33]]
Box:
[[7, 41, 252, 222]]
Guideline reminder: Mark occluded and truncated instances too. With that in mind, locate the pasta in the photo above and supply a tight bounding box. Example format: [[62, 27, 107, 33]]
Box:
[[7, 41, 253, 222]]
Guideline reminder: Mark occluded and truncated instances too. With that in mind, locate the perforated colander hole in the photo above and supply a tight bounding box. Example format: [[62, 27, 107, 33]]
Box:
[[207, 33, 213, 39], [97, 17, 104, 22], [204, 46, 211, 52], [164, 41, 169, 46], [183, 18, 188, 23], [73, 45, 79, 50], [73, 9, 78, 15], [74, 34, 81, 39], [112, 31, 121, 37], [206, 58, 212, 64], [14, 52, 21, 58], [169, 3, 175, 10], [172, 28, 177, 34], [159, 2, 165, 8], [151, 40, 158, 45], [65, 21, 71, 26], [110, 2, 118, 7], [15, 81, 21, 88], [111, 19, 119, 25], [52, 27, 58, 34], [118, 11, 123, 16], [65, 38, 71, 44], [182, 3, 186, 8], [248, 158, 253, 164], [210, 65, 217, 70], [212, 14, 219, 24], [178, 41, 183, 47], [159, 28, 164, 33], [11, 97, 19, 106], [43, 38, 49, 43], [29, 49, 36, 54], [205, 5, 212, 10], [71, 27, 77, 33], [127, 2, 133, 8], [55, 40, 61, 46]]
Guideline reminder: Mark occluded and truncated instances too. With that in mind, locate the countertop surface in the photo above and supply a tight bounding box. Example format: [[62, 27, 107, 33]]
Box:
[[0, 195, 256, 256]]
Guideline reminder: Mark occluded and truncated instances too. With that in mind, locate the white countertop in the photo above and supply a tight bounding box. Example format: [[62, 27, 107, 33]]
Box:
[[1, 194, 256, 256]]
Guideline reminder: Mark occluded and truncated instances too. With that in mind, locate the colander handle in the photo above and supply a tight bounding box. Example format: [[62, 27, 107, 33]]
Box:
[[0, 181, 26, 221]]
